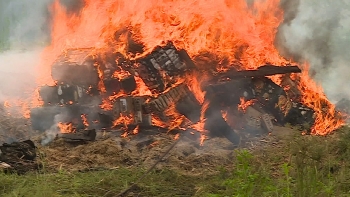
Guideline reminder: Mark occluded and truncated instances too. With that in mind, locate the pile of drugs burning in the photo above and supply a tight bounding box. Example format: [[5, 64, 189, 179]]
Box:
[[30, 41, 316, 145]]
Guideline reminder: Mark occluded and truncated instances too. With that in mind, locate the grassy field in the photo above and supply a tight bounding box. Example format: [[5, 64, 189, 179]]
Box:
[[1, 126, 350, 197]]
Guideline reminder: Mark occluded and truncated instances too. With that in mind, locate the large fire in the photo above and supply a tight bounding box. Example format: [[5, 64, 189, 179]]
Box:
[[34, 0, 343, 136]]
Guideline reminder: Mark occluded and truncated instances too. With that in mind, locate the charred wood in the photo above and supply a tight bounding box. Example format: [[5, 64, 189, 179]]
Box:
[[175, 93, 201, 123], [204, 102, 241, 145], [120, 76, 137, 94], [104, 78, 122, 94], [214, 65, 301, 80], [59, 129, 97, 142], [283, 102, 315, 131]]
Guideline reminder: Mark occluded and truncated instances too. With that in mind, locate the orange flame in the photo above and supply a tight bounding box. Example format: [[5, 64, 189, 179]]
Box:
[[57, 122, 75, 133], [298, 64, 344, 135], [3, 101, 10, 108], [174, 133, 180, 140], [186, 72, 208, 104], [131, 76, 153, 96], [121, 131, 128, 138], [238, 97, 256, 112], [190, 99, 209, 144], [221, 110, 228, 122], [100, 98, 114, 111], [36, 0, 343, 137], [200, 134, 207, 146], [132, 125, 139, 135], [81, 114, 89, 128], [152, 116, 167, 128], [113, 114, 134, 129], [164, 104, 186, 131]]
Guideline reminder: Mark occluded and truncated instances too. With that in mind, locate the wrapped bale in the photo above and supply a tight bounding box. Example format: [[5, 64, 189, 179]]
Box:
[[51, 48, 100, 87]]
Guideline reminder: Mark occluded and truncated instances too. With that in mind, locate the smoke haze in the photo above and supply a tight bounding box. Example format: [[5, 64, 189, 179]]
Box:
[[0, 0, 54, 104], [277, 0, 350, 102]]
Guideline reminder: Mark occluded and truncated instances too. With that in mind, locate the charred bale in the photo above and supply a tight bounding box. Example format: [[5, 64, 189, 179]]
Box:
[[120, 76, 137, 94], [283, 102, 315, 130], [113, 96, 151, 126], [204, 78, 256, 107], [39, 85, 59, 105], [251, 77, 287, 123], [136, 41, 194, 92], [0, 140, 40, 174], [204, 87, 241, 145], [175, 88, 202, 123], [59, 129, 96, 142], [51, 49, 99, 86]]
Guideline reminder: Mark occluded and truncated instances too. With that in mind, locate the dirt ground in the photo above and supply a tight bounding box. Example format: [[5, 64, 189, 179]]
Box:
[[31, 126, 298, 175]]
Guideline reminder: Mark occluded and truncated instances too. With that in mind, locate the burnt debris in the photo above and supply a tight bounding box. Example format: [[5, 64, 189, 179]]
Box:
[[0, 140, 40, 174]]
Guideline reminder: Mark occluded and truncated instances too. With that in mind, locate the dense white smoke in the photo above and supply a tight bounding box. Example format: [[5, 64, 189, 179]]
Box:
[[0, 0, 53, 103], [277, 0, 350, 102], [0, 0, 83, 105]]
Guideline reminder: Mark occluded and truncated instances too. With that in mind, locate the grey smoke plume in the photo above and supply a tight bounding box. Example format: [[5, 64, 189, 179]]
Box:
[[277, 0, 350, 102], [41, 112, 69, 145]]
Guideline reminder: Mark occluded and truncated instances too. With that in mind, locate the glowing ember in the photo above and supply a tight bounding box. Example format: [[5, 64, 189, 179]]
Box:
[[149, 141, 159, 147], [238, 97, 256, 113], [81, 114, 89, 128], [113, 114, 134, 129], [174, 133, 180, 140], [221, 110, 228, 122], [132, 125, 139, 135], [200, 134, 207, 146], [121, 131, 128, 138]]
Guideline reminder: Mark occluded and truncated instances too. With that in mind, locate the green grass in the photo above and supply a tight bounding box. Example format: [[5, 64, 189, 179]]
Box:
[[1, 127, 350, 197]]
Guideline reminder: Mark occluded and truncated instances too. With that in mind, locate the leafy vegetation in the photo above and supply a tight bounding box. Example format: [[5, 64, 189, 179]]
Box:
[[1, 127, 350, 197]]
